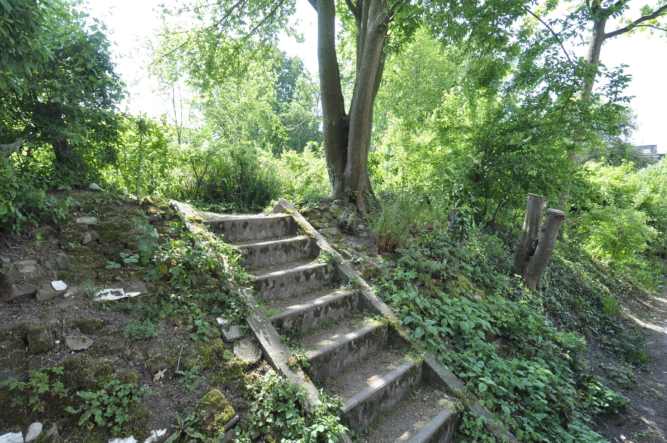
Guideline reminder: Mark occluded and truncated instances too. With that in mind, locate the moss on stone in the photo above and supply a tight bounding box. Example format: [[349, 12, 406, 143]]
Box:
[[115, 369, 138, 386], [72, 318, 104, 334], [196, 389, 235, 436], [28, 325, 54, 355], [196, 338, 228, 370]]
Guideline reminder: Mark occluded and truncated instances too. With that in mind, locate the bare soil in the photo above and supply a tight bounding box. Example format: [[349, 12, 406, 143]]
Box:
[[595, 291, 667, 443]]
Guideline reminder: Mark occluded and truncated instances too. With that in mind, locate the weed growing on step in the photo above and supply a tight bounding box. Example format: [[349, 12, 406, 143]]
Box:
[[175, 365, 205, 393], [1, 366, 67, 413], [235, 370, 347, 442], [66, 380, 151, 436]]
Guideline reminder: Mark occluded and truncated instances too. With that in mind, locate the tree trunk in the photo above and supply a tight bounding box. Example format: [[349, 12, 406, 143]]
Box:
[[316, 0, 389, 215], [512, 194, 547, 276], [523, 209, 566, 291], [583, 15, 607, 98]]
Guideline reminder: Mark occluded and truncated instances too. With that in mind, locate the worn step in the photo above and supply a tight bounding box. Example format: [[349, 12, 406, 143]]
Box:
[[305, 318, 388, 381], [341, 361, 423, 432], [270, 290, 360, 334], [237, 236, 314, 269], [323, 347, 411, 401], [204, 214, 296, 243], [359, 384, 457, 443], [252, 263, 337, 301]]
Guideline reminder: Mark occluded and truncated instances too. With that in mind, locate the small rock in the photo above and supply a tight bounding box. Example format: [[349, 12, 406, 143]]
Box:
[[1, 284, 37, 302], [55, 253, 71, 270], [37, 425, 59, 443], [76, 216, 98, 225], [65, 335, 94, 351], [36, 283, 63, 302], [40, 258, 59, 271], [0, 432, 23, 443], [358, 224, 366, 230], [24, 422, 42, 442], [217, 319, 242, 341], [51, 281, 67, 291], [15, 260, 38, 274], [64, 285, 84, 298], [233, 337, 262, 364], [89, 230, 100, 242], [123, 282, 148, 297], [81, 232, 93, 245]]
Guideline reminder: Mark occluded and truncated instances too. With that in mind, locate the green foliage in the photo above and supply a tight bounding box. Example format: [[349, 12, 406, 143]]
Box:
[[235, 370, 347, 442], [0, 159, 74, 233], [65, 379, 151, 436], [164, 411, 211, 443], [377, 227, 633, 442], [583, 379, 629, 414], [580, 207, 658, 263], [175, 365, 205, 393], [0, 366, 67, 413], [456, 412, 498, 443], [2, 0, 124, 185], [124, 319, 163, 341]]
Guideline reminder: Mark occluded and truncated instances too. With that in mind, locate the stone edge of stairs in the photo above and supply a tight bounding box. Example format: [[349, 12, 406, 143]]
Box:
[[170, 198, 518, 443]]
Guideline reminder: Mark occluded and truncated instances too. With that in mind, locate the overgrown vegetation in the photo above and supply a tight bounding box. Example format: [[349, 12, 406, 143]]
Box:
[[236, 370, 347, 442]]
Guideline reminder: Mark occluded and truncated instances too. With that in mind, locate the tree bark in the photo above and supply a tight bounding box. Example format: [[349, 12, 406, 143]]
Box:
[[315, 0, 390, 215], [523, 209, 566, 291], [583, 15, 607, 98], [317, 0, 349, 202], [512, 193, 547, 277]]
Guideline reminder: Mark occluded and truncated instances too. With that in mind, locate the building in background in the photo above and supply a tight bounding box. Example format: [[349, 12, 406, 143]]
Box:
[[635, 145, 664, 161]]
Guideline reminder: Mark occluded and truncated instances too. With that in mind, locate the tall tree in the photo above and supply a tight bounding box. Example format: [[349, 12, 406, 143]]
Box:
[[154, 0, 534, 214], [575, 0, 667, 96]]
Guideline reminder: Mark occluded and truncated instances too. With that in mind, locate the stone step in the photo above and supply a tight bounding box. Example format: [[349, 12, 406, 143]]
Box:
[[270, 290, 360, 334], [358, 383, 457, 443], [305, 319, 388, 381], [252, 263, 337, 301], [204, 213, 296, 243], [237, 236, 315, 269], [341, 361, 423, 432]]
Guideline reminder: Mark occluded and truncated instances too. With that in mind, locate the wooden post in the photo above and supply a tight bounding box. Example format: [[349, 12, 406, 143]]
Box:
[[512, 194, 547, 276], [523, 209, 566, 291]]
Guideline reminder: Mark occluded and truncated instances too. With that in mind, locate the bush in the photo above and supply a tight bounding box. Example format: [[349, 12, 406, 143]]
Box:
[[193, 144, 281, 213], [581, 207, 658, 263], [0, 158, 73, 233]]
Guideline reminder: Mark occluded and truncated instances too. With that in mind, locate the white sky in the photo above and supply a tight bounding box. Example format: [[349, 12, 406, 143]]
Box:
[[88, 0, 666, 153]]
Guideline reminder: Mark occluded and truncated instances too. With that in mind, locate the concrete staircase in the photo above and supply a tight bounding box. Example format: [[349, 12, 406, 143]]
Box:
[[171, 199, 517, 443], [202, 201, 460, 443]]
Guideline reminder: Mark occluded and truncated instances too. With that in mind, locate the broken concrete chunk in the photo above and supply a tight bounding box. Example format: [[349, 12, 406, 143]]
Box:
[[233, 337, 262, 364], [27, 326, 54, 354], [0, 432, 23, 443], [65, 335, 94, 351], [1, 284, 37, 302], [76, 216, 98, 225], [217, 318, 242, 341], [24, 422, 43, 442], [36, 283, 65, 302], [94, 288, 125, 301], [56, 253, 71, 270]]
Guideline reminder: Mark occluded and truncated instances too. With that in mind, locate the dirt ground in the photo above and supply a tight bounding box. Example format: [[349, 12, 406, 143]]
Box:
[[595, 289, 667, 443]]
